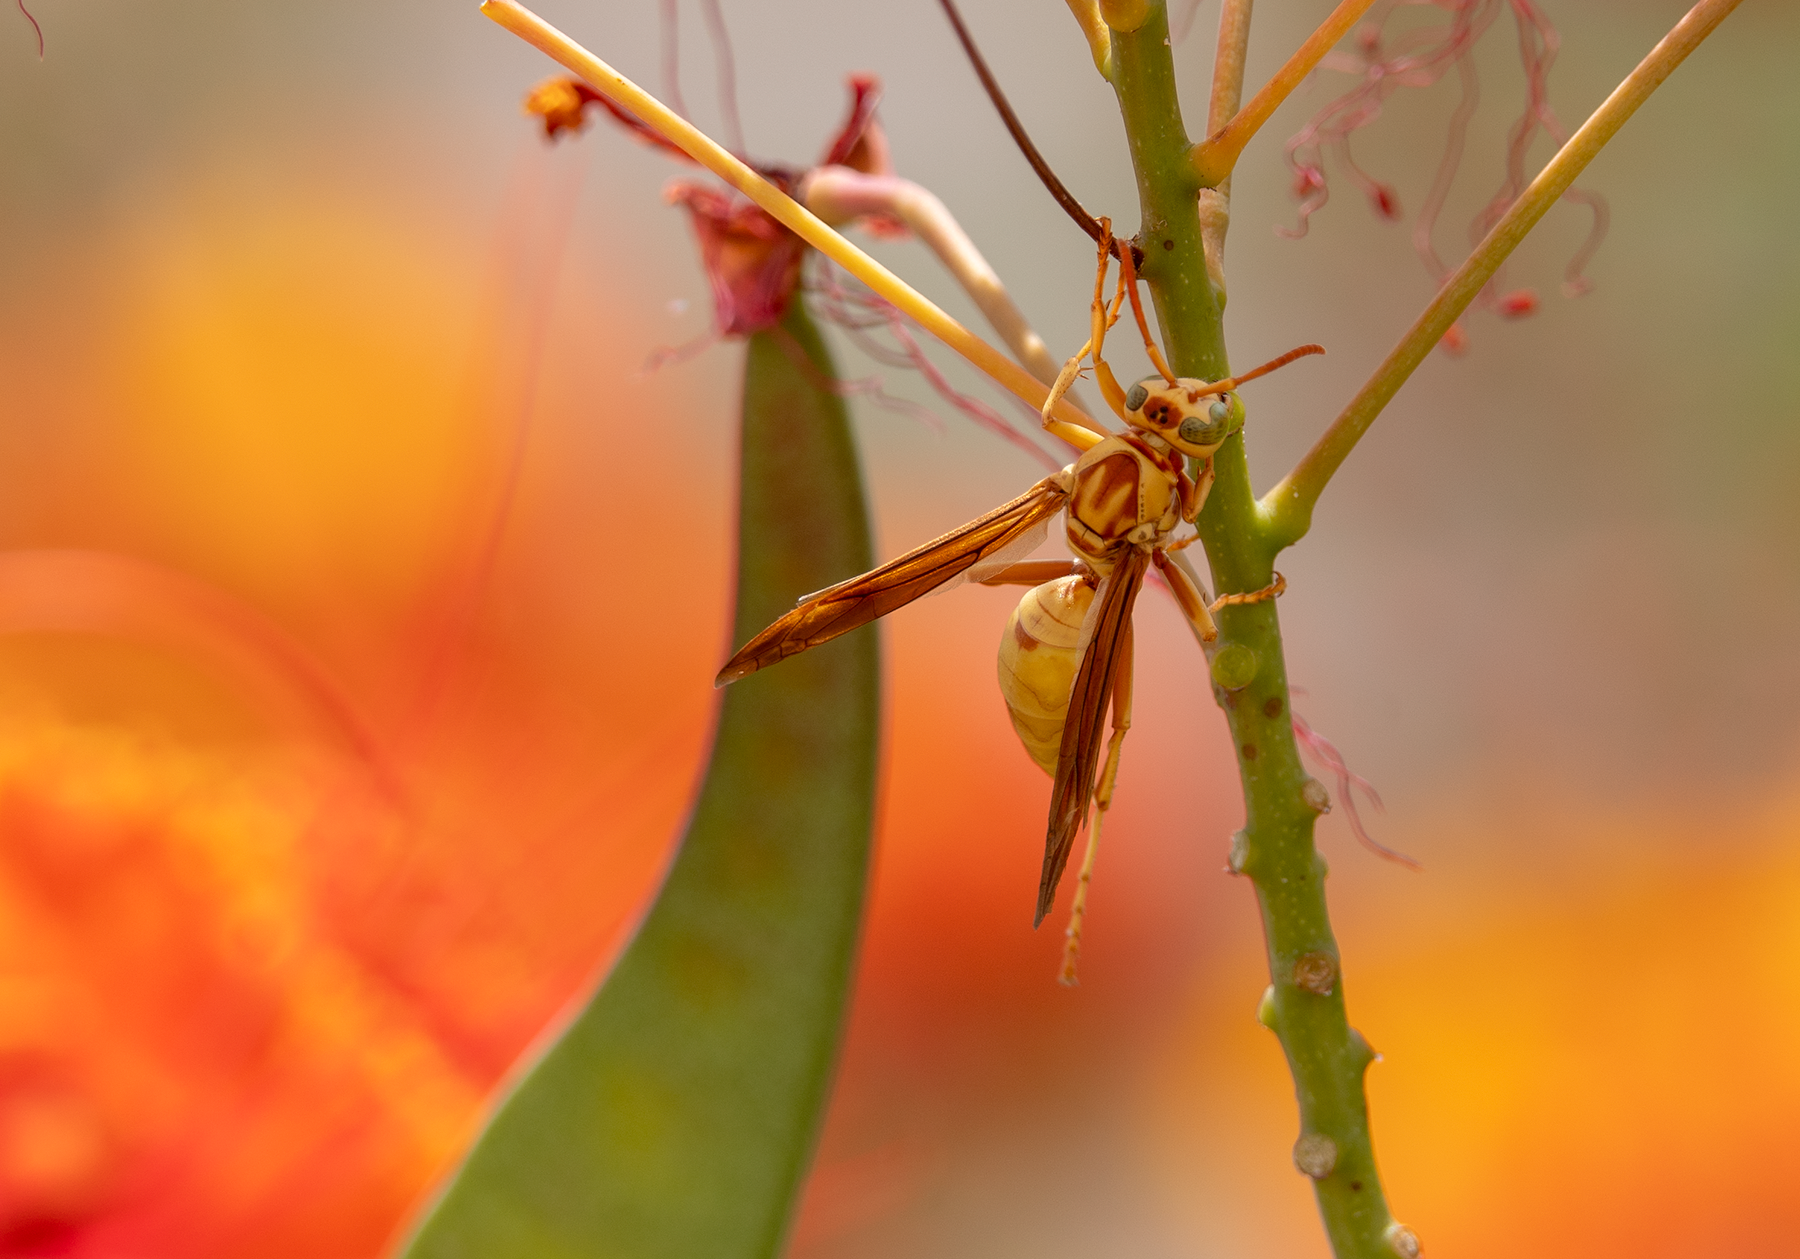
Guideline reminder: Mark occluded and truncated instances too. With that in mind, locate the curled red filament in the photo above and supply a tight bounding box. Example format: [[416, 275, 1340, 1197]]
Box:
[[1279, 0, 1608, 339], [18, 0, 43, 58]]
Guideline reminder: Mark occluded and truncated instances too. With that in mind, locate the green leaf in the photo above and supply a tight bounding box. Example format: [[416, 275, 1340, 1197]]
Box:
[[398, 299, 878, 1259]]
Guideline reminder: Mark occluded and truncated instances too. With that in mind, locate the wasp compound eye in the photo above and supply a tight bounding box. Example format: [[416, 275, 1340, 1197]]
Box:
[[1209, 398, 1232, 423], [1124, 382, 1149, 412], [1178, 416, 1213, 446]]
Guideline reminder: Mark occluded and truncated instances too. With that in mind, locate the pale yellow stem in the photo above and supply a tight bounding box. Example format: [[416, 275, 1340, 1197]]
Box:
[[1062, 0, 1114, 79], [1099, 0, 1150, 34], [1262, 0, 1746, 547], [1207, 0, 1255, 132], [1190, 0, 1379, 187], [480, 0, 1105, 453], [1198, 0, 1254, 303]]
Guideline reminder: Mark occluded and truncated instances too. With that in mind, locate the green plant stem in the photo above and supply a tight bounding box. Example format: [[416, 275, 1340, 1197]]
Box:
[[1262, 0, 1745, 551], [1111, 5, 1401, 1255]]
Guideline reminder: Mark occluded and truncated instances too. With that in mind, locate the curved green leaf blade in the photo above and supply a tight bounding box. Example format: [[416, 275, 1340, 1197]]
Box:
[[399, 299, 878, 1259]]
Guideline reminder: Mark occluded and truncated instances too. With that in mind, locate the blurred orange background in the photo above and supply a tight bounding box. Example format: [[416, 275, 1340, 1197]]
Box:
[[2, 1, 1797, 1255]]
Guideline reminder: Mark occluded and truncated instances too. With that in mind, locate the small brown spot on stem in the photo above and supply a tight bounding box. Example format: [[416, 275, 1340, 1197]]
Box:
[[1241, 743, 1258, 761], [1292, 951, 1337, 996], [1350, 1181, 1363, 1192], [1162, 238, 1174, 250], [1262, 695, 1284, 718]]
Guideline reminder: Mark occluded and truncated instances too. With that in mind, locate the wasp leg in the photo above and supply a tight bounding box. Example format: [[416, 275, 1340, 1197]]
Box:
[[1042, 223, 1115, 427], [1114, 237, 1177, 388], [1176, 454, 1217, 523], [1194, 457, 1216, 521], [1154, 548, 1218, 643], [1209, 570, 1287, 614], [1086, 224, 1144, 423], [975, 559, 1083, 588], [1059, 621, 1133, 986], [1044, 225, 1130, 429], [1039, 218, 1135, 425], [1040, 336, 1095, 429]]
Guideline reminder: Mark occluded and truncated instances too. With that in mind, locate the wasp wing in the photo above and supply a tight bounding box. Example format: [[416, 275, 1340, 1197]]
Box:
[[716, 473, 1070, 686], [1035, 545, 1149, 926]]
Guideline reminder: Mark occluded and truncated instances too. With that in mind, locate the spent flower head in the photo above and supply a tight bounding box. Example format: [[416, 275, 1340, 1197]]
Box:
[[525, 73, 900, 336]]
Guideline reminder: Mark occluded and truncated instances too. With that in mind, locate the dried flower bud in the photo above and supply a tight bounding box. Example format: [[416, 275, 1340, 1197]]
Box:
[[666, 184, 807, 337], [523, 77, 598, 140]]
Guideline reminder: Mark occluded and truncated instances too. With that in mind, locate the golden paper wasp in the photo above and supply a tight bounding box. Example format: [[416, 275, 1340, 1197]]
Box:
[[717, 226, 1318, 977]]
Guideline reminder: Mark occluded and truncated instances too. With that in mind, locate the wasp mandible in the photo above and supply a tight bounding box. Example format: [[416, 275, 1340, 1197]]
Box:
[[717, 225, 1319, 960]]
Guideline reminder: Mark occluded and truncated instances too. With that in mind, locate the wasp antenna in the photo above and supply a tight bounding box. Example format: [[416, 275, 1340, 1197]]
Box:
[[1198, 343, 1325, 396]]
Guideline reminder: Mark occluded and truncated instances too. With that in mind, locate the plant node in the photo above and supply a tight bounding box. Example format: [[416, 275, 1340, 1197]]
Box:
[[1300, 777, 1331, 814], [1292, 951, 1338, 996], [1226, 828, 1250, 875], [1099, 0, 1150, 33], [1293, 1132, 1339, 1179]]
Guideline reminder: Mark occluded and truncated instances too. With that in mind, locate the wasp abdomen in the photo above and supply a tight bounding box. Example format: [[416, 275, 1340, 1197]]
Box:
[[996, 573, 1096, 776]]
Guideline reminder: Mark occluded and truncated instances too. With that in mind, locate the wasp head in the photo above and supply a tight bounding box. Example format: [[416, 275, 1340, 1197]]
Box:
[[1121, 378, 1245, 458]]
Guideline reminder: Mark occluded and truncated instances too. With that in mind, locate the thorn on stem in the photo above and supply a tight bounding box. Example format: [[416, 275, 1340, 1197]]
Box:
[[1226, 828, 1250, 874], [1300, 777, 1331, 815], [1256, 985, 1278, 1029]]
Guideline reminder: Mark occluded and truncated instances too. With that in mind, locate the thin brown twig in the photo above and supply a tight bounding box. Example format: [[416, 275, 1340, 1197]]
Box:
[[935, 0, 1141, 268]]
